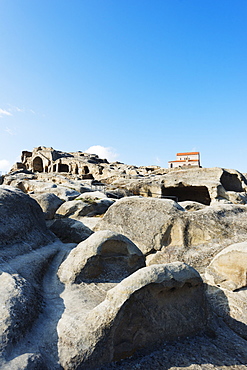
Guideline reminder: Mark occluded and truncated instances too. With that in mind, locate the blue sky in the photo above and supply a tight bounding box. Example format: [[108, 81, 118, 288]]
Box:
[[0, 0, 247, 173]]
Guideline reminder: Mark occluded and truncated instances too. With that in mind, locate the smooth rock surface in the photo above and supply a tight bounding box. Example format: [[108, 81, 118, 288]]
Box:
[[96, 196, 185, 254], [58, 230, 145, 284], [58, 262, 207, 369], [0, 185, 55, 249], [30, 192, 64, 219], [56, 198, 114, 218], [205, 241, 247, 291], [48, 218, 93, 243], [0, 272, 40, 357]]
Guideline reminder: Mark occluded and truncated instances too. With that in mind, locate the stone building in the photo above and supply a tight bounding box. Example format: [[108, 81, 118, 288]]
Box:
[[16, 146, 108, 178], [168, 152, 201, 169]]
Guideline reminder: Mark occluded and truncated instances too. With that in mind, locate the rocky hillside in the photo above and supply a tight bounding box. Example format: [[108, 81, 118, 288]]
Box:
[[0, 151, 247, 369]]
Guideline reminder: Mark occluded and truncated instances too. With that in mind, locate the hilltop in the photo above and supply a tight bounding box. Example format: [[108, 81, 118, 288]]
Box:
[[0, 147, 247, 369]]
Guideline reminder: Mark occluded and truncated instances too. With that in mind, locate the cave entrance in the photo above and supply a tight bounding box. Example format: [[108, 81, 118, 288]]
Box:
[[162, 185, 211, 205], [33, 156, 43, 172], [82, 166, 90, 175], [220, 172, 243, 192], [58, 163, 69, 173]]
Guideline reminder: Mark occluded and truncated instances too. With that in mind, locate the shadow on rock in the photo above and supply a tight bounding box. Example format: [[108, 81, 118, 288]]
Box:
[[1, 242, 73, 369], [97, 283, 247, 370]]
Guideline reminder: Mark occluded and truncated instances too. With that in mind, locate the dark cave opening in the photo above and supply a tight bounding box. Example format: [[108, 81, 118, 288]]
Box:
[[162, 185, 211, 205], [220, 172, 243, 192]]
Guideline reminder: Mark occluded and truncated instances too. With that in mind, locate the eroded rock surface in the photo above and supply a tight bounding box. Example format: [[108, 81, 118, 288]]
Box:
[[97, 196, 247, 272], [58, 230, 145, 284], [0, 185, 55, 249], [48, 218, 93, 243], [205, 241, 247, 291], [56, 198, 114, 218], [96, 196, 185, 254], [30, 192, 64, 220], [57, 263, 207, 369], [1, 151, 247, 370]]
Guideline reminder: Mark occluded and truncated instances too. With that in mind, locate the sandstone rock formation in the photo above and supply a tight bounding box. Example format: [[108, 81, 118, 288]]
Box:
[[1, 148, 247, 369], [0, 272, 39, 358], [205, 241, 247, 291], [0, 186, 55, 250], [30, 193, 64, 220], [205, 242, 247, 342], [97, 196, 247, 272], [178, 200, 206, 211], [48, 218, 93, 243], [96, 196, 185, 255], [110, 166, 247, 205], [5, 147, 247, 208], [57, 263, 207, 369], [55, 198, 114, 218], [58, 230, 145, 284]]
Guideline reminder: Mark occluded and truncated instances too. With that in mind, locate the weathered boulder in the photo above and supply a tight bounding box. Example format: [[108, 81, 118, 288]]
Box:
[[96, 195, 247, 271], [223, 191, 247, 204], [161, 167, 247, 204], [17, 180, 81, 201], [178, 200, 206, 211], [0, 272, 40, 357], [96, 196, 184, 254], [110, 167, 247, 205], [30, 193, 64, 220], [204, 242, 247, 336], [206, 282, 247, 340], [33, 184, 81, 201], [110, 177, 163, 198], [58, 230, 145, 284], [58, 262, 207, 369], [76, 190, 108, 200], [3, 353, 47, 370], [48, 218, 93, 243], [205, 241, 247, 291], [56, 198, 114, 218], [0, 185, 55, 249], [147, 204, 247, 272], [3, 171, 93, 194]]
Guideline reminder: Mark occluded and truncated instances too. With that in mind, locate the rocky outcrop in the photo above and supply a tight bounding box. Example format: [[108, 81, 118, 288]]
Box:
[[6, 147, 247, 207], [57, 262, 207, 369], [58, 230, 145, 284], [0, 272, 40, 358], [55, 198, 114, 218], [48, 218, 93, 243], [1, 149, 247, 369], [30, 193, 64, 220], [111, 167, 247, 205], [205, 241, 247, 291], [96, 196, 185, 255], [12, 146, 156, 181], [205, 242, 247, 341], [97, 196, 247, 272], [0, 186, 55, 249]]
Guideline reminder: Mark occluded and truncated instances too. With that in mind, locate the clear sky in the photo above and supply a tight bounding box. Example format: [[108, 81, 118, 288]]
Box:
[[0, 0, 247, 173]]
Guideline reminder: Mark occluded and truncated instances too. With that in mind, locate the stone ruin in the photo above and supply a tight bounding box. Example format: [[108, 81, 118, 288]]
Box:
[[17, 146, 109, 178], [7, 146, 247, 207]]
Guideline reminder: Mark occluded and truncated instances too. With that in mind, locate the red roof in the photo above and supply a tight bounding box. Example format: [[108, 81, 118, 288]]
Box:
[[168, 159, 199, 163], [176, 152, 199, 156]]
